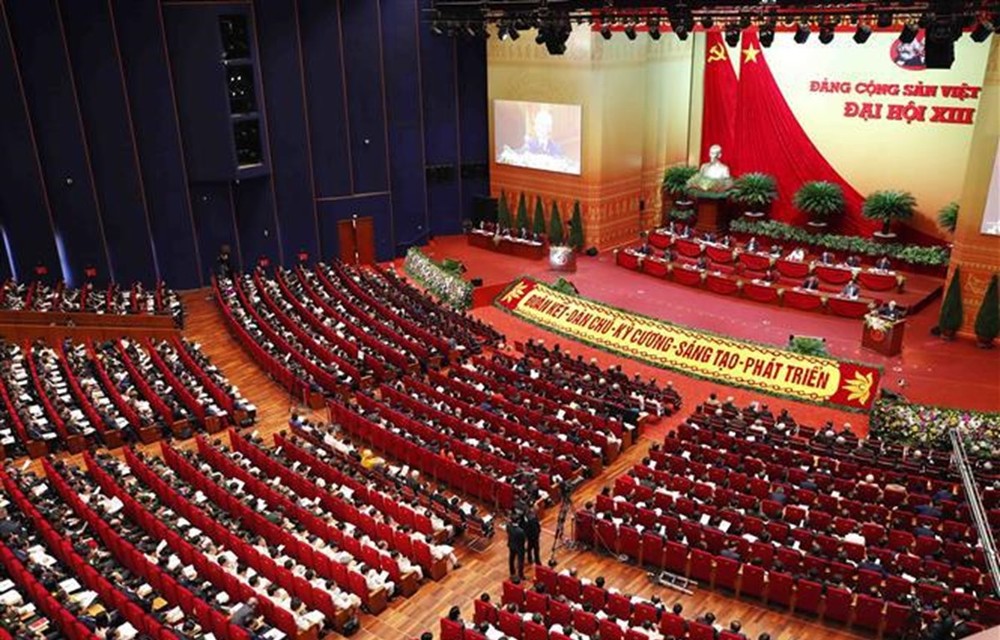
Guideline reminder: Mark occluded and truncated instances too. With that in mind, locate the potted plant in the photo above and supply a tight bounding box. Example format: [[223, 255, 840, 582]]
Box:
[[533, 196, 547, 236], [974, 274, 998, 348], [568, 201, 585, 251], [937, 201, 959, 235], [662, 164, 698, 224], [549, 201, 565, 246], [938, 267, 963, 341], [793, 181, 844, 231], [731, 172, 778, 219], [497, 192, 512, 230], [863, 189, 917, 239], [515, 192, 531, 232]]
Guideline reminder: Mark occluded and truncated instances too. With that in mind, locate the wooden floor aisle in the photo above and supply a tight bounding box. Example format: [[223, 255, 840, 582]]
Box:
[[10, 291, 873, 640]]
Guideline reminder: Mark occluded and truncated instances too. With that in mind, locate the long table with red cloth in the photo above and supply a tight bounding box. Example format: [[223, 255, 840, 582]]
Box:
[[467, 231, 546, 259], [617, 249, 878, 319]]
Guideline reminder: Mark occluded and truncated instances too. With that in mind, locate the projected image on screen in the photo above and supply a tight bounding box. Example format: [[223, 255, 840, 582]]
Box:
[[494, 100, 582, 175], [980, 140, 1000, 236]]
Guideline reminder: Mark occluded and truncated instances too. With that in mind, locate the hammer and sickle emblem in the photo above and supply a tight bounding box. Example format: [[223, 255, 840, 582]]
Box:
[[707, 43, 727, 63]]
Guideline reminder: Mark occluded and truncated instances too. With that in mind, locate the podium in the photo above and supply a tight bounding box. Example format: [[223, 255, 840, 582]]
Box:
[[690, 190, 732, 234], [861, 316, 906, 356]]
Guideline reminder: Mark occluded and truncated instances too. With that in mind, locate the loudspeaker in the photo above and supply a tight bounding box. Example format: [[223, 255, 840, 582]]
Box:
[[471, 278, 483, 287], [472, 196, 498, 225]]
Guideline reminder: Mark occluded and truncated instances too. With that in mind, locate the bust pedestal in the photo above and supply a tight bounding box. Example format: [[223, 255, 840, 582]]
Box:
[[691, 190, 732, 234]]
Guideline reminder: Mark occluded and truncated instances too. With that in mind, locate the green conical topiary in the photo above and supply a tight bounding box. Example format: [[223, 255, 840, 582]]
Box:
[[549, 201, 564, 246], [533, 196, 547, 235], [974, 274, 998, 345], [568, 201, 584, 251], [937, 201, 959, 234], [938, 267, 964, 337], [515, 192, 530, 231], [497, 192, 512, 230]]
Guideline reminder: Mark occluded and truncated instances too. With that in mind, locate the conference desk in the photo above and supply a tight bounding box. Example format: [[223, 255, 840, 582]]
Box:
[[0, 309, 179, 342], [617, 249, 878, 319], [467, 230, 547, 260]]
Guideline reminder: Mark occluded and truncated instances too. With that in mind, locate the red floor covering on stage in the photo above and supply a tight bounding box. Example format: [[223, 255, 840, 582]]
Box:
[[402, 236, 999, 414]]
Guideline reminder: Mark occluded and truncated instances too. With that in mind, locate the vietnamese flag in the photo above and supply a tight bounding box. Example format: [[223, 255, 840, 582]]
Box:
[[700, 30, 738, 164], [733, 29, 878, 236]]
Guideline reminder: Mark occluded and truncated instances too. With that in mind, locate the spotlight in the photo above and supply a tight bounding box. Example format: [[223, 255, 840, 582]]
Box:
[[853, 23, 872, 44], [739, 15, 752, 30], [648, 18, 661, 41], [675, 23, 689, 41], [971, 20, 993, 42], [431, 22, 444, 36], [508, 27, 519, 41], [624, 22, 636, 41], [724, 24, 740, 48], [819, 25, 834, 45], [600, 24, 612, 40], [759, 24, 775, 47], [899, 22, 918, 44], [877, 12, 893, 29], [700, 16, 714, 29], [794, 22, 810, 44]]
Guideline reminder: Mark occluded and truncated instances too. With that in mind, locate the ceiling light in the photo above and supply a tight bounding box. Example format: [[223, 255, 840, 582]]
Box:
[[724, 24, 740, 48], [819, 25, 834, 44], [759, 24, 775, 47], [899, 22, 918, 44], [970, 20, 993, 42], [853, 23, 872, 44], [794, 22, 811, 44], [624, 22, 636, 41], [600, 23, 612, 40]]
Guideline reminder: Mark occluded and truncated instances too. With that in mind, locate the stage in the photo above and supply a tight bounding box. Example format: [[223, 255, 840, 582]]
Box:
[[402, 235, 999, 413]]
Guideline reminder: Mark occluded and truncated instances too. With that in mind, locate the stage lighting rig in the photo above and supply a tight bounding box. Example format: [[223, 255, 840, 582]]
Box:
[[624, 20, 637, 40], [794, 21, 811, 43], [853, 23, 873, 43], [899, 22, 919, 43], [759, 22, 776, 47], [724, 23, 740, 47], [970, 20, 993, 41], [648, 16, 661, 40]]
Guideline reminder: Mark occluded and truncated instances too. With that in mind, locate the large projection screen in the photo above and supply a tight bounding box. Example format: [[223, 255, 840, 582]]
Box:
[[981, 140, 1000, 236], [494, 100, 582, 175]]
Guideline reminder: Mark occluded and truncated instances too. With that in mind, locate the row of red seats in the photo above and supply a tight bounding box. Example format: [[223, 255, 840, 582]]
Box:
[[86, 449, 341, 633], [228, 430, 444, 579], [297, 267, 432, 362], [160, 440, 382, 613], [330, 398, 515, 509]]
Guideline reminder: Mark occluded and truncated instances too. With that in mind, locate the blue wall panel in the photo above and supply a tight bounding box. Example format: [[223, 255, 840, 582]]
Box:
[[234, 177, 279, 267], [457, 39, 490, 218], [339, 0, 389, 195], [191, 183, 241, 278], [380, 0, 427, 255], [0, 3, 59, 279], [254, 0, 317, 259], [5, 0, 110, 286], [298, 0, 351, 199], [110, 0, 201, 287], [60, 0, 156, 284]]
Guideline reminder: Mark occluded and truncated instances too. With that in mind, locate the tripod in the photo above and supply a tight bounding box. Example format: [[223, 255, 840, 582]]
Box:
[[547, 493, 575, 567]]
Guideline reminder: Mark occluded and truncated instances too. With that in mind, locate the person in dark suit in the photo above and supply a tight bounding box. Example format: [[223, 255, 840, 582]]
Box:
[[745, 237, 759, 253], [819, 251, 836, 265], [841, 281, 861, 300], [879, 300, 905, 320], [523, 510, 541, 566], [845, 254, 862, 268], [801, 274, 820, 291], [875, 255, 892, 271], [507, 517, 527, 579]]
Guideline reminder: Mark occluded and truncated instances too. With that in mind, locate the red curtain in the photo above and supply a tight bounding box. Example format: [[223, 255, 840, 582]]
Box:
[[700, 31, 738, 164], [732, 29, 878, 236]]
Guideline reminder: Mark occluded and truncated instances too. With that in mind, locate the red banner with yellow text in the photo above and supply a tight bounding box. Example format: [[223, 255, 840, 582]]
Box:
[[496, 278, 881, 411]]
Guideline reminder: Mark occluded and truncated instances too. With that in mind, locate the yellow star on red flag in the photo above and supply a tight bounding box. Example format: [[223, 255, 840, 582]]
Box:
[[743, 43, 760, 63]]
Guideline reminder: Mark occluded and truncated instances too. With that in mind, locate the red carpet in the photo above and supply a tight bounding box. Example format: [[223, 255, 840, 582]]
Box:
[[402, 236, 999, 413]]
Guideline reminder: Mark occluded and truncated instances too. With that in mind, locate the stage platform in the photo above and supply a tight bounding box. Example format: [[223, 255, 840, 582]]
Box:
[[399, 235, 998, 413]]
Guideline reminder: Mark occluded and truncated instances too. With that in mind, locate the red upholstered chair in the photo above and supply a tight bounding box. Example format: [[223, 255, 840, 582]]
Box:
[[535, 565, 558, 594], [620, 526, 641, 562], [641, 532, 665, 569], [557, 574, 582, 601], [525, 590, 548, 616], [689, 622, 717, 640], [596, 519, 619, 554], [980, 598, 1000, 626], [626, 631, 649, 640], [499, 610, 523, 638], [795, 579, 823, 616], [883, 602, 913, 637], [600, 619, 625, 640], [474, 600, 499, 626], [768, 572, 795, 608], [632, 602, 659, 627], [714, 557, 739, 592], [740, 563, 767, 600], [824, 587, 853, 624], [440, 619, 465, 640], [524, 621, 548, 640], [660, 613, 687, 638], [853, 595, 885, 631], [502, 580, 526, 608], [689, 549, 714, 584], [663, 541, 689, 575], [575, 511, 595, 546], [549, 599, 572, 626], [582, 584, 606, 611], [607, 592, 633, 621], [573, 609, 599, 636]]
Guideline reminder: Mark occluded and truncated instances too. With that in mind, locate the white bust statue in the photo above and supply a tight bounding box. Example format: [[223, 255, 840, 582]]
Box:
[[687, 144, 733, 193]]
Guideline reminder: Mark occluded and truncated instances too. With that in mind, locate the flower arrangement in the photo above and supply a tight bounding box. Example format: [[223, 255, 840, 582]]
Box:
[[403, 247, 473, 309], [864, 313, 893, 333], [729, 218, 951, 268], [870, 398, 1000, 460]]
